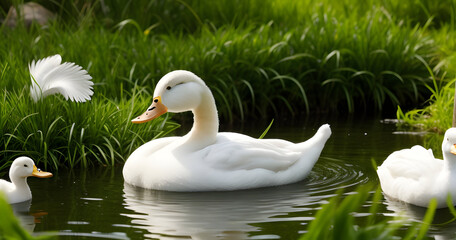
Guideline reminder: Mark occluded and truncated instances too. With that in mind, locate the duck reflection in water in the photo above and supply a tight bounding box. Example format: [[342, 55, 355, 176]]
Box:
[[10, 199, 48, 233], [383, 196, 456, 240], [122, 182, 315, 239]]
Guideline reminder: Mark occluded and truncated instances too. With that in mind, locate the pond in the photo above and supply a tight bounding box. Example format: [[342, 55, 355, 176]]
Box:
[[10, 117, 456, 239]]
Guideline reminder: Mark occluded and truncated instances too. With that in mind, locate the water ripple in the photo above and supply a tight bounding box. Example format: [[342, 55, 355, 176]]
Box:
[[305, 157, 369, 195]]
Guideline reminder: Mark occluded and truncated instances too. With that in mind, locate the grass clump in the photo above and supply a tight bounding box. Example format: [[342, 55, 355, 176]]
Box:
[[396, 21, 456, 133], [1, 2, 437, 118], [10, 0, 456, 32], [397, 76, 455, 133], [300, 185, 437, 240], [0, 87, 179, 172]]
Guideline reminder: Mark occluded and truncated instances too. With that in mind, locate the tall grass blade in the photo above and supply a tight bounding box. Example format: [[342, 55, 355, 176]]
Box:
[[258, 119, 274, 139]]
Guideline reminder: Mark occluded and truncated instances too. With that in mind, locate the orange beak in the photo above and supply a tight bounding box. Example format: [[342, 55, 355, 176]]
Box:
[[31, 165, 53, 178], [451, 144, 456, 155], [132, 96, 168, 124]]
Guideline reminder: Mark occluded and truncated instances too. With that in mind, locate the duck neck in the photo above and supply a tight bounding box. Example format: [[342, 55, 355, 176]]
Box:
[[443, 152, 456, 173], [10, 175, 30, 193], [183, 88, 219, 150]]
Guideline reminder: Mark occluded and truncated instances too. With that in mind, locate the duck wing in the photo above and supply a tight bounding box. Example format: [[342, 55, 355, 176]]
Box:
[[379, 145, 442, 181], [200, 133, 300, 172], [0, 179, 14, 192], [29, 54, 93, 102]]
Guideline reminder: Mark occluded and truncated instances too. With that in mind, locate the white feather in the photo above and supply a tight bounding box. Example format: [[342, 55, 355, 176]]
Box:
[[29, 54, 94, 102]]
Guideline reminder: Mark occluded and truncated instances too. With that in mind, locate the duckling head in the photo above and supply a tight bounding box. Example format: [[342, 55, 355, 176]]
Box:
[[10, 157, 53, 180]]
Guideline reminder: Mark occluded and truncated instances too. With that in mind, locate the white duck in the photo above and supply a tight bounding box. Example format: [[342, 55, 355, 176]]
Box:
[[123, 70, 331, 191], [377, 128, 456, 208], [0, 157, 53, 204]]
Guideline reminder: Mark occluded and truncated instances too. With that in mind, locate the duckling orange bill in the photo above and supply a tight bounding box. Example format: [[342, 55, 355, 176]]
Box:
[[132, 96, 168, 124], [451, 144, 456, 155], [32, 165, 53, 178]]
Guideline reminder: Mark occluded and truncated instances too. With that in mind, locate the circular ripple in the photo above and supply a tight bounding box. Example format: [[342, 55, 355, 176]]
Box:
[[305, 157, 369, 195]]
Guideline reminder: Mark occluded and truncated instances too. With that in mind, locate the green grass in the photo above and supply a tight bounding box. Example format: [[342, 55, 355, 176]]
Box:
[[0, 85, 179, 173], [396, 23, 456, 133], [0, 0, 454, 170], [396, 31, 456, 133], [5, 0, 454, 32], [397, 75, 455, 133], [0, 2, 437, 118], [300, 185, 438, 240]]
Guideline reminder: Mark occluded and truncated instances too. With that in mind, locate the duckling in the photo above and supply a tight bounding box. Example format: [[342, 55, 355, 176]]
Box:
[[0, 157, 52, 204]]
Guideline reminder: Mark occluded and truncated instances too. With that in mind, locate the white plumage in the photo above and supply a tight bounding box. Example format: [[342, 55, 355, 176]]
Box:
[[0, 157, 53, 204], [377, 128, 456, 208], [29, 54, 93, 102], [123, 70, 331, 191]]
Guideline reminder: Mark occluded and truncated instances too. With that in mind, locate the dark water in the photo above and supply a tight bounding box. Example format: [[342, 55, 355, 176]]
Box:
[[9, 118, 456, 239]]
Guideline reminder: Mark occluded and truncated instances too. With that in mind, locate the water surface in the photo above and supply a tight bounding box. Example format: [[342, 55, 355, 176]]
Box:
[[11, 118, 456, 239]]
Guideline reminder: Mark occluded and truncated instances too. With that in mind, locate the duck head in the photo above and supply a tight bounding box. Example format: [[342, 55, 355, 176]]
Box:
[[442, 128, 456, 158], [132, 70, 209, 124], [10, 157, 53, 180]]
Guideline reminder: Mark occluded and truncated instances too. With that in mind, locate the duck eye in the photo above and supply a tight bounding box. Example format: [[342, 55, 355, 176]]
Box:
[[24, 164, 28, 167], [166, 86, 171, 90]]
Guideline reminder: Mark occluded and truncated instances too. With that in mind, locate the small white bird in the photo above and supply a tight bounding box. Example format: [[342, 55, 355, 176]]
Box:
[[378, 128, 456, 208], [29, 54, 93, 102], [0, 157, 53, 204]]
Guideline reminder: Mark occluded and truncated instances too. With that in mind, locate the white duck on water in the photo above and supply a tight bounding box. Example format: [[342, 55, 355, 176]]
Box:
[[123, 70, 331, 191], [0, 157, 53, 204], [378, 128, 456, 208]]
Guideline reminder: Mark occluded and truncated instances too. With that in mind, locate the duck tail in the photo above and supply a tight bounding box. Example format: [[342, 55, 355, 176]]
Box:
[[290, 124, 331, 152], [315, 124, 332, 142], [283, 124, 331, 182]]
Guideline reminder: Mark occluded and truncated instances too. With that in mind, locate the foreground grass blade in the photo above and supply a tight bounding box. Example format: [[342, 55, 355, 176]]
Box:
[[258, 119, 274, 139], [0, 193, 55, 239]]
